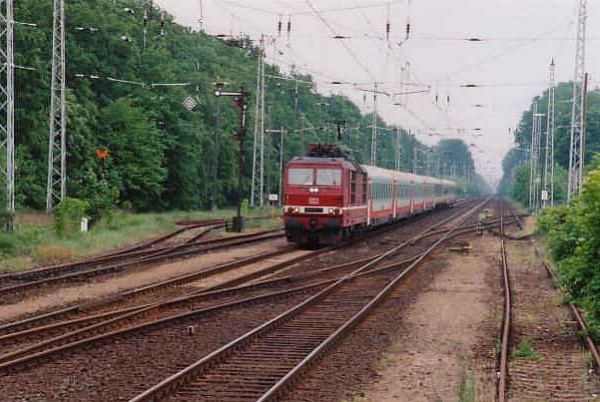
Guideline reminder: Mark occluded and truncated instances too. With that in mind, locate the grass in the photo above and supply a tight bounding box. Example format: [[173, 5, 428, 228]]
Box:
[[458, 376, 476, 402], [512, 338, 540, 361], [457, 361, 476, 402], [0, 207, 282, 274]]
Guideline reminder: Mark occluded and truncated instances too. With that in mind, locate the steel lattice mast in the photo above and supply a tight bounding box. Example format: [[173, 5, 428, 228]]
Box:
[[0, 0, 14, 230], [46, 0, 67, 212], [543, 59, 556, 208], [370, 83, 378, 166], [529, 102, 543, 212], [250, 37, 265, 208], [567, 0, 588, 201]]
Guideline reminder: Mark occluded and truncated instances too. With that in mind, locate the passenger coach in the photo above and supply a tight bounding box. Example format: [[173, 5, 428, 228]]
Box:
[[283, 144, 457, 245]]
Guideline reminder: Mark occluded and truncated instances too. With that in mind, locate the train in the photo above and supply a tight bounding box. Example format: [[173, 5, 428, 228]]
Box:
[[283, 144, 459, 245]]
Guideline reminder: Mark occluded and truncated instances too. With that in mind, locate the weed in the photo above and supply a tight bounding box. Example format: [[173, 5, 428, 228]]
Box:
[[512, 338, 540, 360], [341, 390, 368, 402]]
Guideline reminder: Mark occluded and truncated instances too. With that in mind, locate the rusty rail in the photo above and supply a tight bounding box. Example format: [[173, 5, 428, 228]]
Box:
[[127, 198, 490, 402]]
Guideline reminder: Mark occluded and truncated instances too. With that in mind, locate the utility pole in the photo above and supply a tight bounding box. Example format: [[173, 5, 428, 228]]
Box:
[[412, 147, 418, 175], [371, 83, 378, 166], [0, 0, 14, 231], [198, 0, 204, 32], [250, 36, 265, 208], [266, 126, 286, 206], [395, 127, 401, 171], [567, 0, 588, 201], [211, 81, 225, 212], [529, 103, 544, 213], [46, 0, 67, 213], [543, 59, 556, 208]]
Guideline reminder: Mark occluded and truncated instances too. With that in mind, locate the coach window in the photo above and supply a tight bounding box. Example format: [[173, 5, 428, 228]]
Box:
[[316, 169, 342, 186], [288, 168, 314, 185]]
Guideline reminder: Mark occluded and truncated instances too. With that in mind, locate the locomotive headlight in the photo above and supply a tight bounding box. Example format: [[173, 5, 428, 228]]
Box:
[[287, 207, 294, 213], [328, 208, 334, 214], [335, 208, 341, 215], [293, 207, 300, 213], [309, 187, 319, 193]]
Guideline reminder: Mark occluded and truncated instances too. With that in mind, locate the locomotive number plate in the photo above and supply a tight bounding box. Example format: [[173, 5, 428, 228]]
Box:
[[308, 197, 320, 205]]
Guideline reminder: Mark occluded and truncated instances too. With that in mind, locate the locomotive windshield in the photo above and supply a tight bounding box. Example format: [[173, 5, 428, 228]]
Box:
[[288, 168, 314, 185], [316, 169, 341, 186]]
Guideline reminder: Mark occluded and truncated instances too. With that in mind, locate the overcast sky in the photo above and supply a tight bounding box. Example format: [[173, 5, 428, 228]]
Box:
[[158, 0, 598, 185]]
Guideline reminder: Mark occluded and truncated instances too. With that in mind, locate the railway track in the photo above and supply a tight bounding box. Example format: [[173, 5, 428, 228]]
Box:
[[122, 198, 490, 402], [497, 201, 599, 402], [0, 199, 495, 401], [0, 201, 482, 372], [0, 228, 284, 302]]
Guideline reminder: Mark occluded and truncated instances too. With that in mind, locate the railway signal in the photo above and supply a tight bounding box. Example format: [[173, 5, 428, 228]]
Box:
[[215, 87, 250, 232]]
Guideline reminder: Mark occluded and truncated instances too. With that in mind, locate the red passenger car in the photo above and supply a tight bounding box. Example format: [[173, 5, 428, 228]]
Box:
[[284, 144, 457, 246]]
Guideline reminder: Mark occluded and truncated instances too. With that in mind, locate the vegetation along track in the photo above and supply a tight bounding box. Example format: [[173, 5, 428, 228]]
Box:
[[0, 200, 485, 373], [0, 199, 506, 400], [497, 201, 600, 402], [0, 227, 284, 302]]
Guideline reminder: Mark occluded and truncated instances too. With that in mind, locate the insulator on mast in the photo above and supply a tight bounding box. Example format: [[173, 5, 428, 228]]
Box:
[[277, 16, 282, 37]]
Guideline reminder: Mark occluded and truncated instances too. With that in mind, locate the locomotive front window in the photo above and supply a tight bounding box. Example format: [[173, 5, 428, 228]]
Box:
[[316, 169, 342, 186], [288, 168, 314, 185]]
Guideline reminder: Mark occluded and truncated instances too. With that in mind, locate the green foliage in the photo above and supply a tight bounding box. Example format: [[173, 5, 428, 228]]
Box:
[[10, 0, 482, 214], [538, 159, 600, 339], [54, 197, 90, 236], [500, 81, 600, 202], [512, 338, 540, 360]]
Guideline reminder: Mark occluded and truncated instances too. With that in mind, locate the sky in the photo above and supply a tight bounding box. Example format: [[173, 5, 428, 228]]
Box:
[[157, 0, 599, 185]]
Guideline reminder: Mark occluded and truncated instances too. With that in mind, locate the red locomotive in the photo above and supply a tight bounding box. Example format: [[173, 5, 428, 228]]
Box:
[[283, 144, 458, 245]]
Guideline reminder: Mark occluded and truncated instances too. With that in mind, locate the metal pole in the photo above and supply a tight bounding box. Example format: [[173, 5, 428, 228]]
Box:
[[580, 72, 589, 186], [278, 126, 284, 207], [395, 127, 401, 171], [211, 85, 221, 212], [543, 59, 555, 208], [234, 88, 249, 232], [0, 0, 14, 230], [567, 0, 587, 200], [250, 36, 265, 208], [370, 83, 377, 166], [529, 102, 537, 210]]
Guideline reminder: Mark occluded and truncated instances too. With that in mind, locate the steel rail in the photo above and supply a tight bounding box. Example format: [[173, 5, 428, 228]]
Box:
[[0, 227, 277, 284], [0, 223, 215, 284], [0, 205, 480, 369], [0, 246, 305, 336], [0, 204, 472, 337], [0, 254, 427, 370], [498, 239, 511, 402], [0, 230, 285, 298], [2, 212, 513, 352], [0, 201, 481, 376], [128, 198, 490, 402], [507, 203, 600, 371]]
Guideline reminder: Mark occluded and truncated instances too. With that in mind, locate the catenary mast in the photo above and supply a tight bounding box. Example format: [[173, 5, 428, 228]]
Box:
[[46, 0, 67, 212]]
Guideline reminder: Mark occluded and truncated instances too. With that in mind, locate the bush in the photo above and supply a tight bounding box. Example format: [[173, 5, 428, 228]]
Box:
[[54, 197, 90, 237], [539, 166, 600, 340]]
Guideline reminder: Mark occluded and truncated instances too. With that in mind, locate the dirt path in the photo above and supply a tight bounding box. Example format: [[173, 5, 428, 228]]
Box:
[[0, 239, 288, 323], [506, 241, 600, 402], [360, 235, 501, 402]]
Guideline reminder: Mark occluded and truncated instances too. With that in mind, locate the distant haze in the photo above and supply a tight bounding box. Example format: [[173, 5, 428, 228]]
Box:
[[160, 0, 595, 185]]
